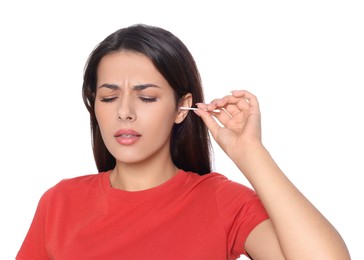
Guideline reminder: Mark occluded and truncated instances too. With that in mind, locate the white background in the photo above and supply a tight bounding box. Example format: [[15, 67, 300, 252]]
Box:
[[1, 0, 363, 259]]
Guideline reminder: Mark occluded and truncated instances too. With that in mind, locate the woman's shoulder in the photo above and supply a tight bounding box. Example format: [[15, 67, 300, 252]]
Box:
[[185, 171, 256, 196], [188, 171, 245, 186], [41, 172, 106, 200], [55, 172, 104, 189]]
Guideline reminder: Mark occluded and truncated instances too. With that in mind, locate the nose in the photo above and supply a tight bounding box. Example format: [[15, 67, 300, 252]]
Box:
[[117, 96, 136, 122]]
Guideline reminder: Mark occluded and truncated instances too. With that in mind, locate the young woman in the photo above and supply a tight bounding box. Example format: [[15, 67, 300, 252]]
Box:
[[17, 24, 350, 259]]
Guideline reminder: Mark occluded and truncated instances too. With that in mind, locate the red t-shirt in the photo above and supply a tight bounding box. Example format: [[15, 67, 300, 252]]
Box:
[[17, 170, 269, 259]]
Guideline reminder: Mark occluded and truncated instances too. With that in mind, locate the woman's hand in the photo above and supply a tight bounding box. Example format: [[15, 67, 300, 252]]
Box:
[[195, 90, 263, 160], [196, 90, 351, 260]]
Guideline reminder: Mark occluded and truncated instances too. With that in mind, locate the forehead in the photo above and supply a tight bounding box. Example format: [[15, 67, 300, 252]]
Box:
[[96, 51, 177, 99], [97, 51, 165, 84]]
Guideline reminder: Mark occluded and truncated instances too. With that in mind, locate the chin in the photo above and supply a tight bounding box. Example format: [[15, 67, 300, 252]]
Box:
[[113, 153, 148, 165]]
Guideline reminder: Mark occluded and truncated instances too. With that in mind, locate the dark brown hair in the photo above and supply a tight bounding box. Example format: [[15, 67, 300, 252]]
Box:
[[82, 24, 212, 175]]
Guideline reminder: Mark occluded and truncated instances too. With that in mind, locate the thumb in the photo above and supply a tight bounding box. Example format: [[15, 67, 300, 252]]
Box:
[[194, 104, 221, 140]]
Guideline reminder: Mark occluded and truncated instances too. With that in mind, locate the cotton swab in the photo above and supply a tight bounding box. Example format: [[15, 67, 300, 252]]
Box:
[[179, 107, 221, 113], [180, 106, 233, 118]]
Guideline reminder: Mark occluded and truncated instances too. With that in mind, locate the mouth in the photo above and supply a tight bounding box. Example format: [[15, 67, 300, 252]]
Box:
[[114, 129, 141, 145], [116, 134, 141, 138], [114, 129, 141, 137]]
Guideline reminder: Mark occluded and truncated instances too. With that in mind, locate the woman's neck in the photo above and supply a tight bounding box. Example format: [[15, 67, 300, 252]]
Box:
[[110, 158, 178, 191]]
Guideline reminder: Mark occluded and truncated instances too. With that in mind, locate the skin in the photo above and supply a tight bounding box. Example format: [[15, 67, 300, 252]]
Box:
[[95, 51, 191, 191], [94, 50, 350, 259], [195, 92, 351, 259]]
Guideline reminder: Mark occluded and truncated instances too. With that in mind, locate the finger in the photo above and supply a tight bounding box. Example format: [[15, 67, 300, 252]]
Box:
[[205, 90, 259, 121], [205, 98, 221, 112], [205, 108, 231, 128], [217, 90, 259, 117], [194, 104, 221, 139], [199, 99, 234, 125], [214, 95, 250, 117], [231, 90, 260, 111]]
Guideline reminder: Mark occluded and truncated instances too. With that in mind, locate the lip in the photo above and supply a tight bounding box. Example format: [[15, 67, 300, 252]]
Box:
[[114, 129, 141, 146]]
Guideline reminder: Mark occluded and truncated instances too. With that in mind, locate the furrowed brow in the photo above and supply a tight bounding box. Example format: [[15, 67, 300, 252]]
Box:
[[97, 83, 161, 91], [97, 83, 120, 90], [132, 84, 161, 91]]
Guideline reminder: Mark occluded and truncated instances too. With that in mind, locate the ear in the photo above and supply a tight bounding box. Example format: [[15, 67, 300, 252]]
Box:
[[175, 93, 192, 124]]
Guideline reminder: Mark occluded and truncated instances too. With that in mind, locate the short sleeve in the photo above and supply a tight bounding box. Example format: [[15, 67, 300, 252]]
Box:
[[215, 176, 269, 259], [16, 188, 53, 260]]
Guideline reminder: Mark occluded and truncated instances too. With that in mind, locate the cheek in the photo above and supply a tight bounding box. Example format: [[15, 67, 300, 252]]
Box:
[[95, 104, 113, 130], [94, 105, 103, 125], [140, 106, 177, 132]]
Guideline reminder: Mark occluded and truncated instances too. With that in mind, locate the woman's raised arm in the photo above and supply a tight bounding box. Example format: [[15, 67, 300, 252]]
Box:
[[195, 90, 350, 259]]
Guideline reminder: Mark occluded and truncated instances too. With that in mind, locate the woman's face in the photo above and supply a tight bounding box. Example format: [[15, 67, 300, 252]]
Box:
[[95, 51, 187, 165]]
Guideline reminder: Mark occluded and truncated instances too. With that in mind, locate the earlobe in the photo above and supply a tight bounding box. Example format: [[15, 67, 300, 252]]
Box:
[[175, 93, 192, 124]]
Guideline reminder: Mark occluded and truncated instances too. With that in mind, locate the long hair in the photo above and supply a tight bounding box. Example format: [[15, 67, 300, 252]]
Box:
[[82, 24, 212, 175]]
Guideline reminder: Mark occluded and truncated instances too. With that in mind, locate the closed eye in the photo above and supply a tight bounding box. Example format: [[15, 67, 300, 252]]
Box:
[[139, 97, 157, 103], [100, 97, 117, 103]]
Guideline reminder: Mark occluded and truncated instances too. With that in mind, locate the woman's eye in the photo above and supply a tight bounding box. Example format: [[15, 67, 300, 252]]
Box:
[[139, 97, 157, 103], [100, 97, 117, 103]]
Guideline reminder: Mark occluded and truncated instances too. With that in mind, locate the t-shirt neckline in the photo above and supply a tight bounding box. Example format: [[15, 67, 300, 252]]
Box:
[[99, 169, 188, 202]]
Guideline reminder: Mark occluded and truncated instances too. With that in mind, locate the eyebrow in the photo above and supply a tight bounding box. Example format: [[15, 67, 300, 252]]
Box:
[[97, 83, 161, 91]]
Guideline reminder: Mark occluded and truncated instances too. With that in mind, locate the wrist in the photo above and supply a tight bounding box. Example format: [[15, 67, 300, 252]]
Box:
[[230, 140, 266, 161], [230, 142, 273, 177]]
